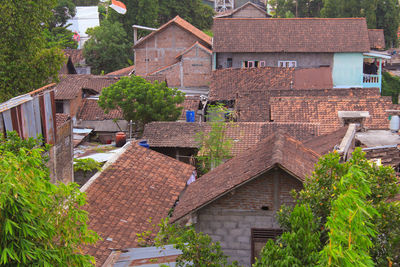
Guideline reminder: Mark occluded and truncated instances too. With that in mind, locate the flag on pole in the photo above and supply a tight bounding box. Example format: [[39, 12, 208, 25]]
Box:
[[110, 0, 127, 14]]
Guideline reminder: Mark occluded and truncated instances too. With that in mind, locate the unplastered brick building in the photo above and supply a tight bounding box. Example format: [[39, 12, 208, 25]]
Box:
[[134, 16, 212, 95], [171, 133, 322, 266]]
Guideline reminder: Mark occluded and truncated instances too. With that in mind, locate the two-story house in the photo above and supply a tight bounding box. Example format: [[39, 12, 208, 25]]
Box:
[[212, 17, 389, 90], [133, 16, 212, 96]]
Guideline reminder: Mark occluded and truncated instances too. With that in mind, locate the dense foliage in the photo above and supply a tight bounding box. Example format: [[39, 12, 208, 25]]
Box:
[[107, 0, 214, 42], [196, 104, 233, 174], [270, 0, 400, 48], [382, 71, 400, 104], [0, 132, 99, 266], [259, 149, 400, 265], [137, 218, 239, 266], [98, 75, 185, 131], [45, 0, 78, 49], [254, 205, 321, 266], [73, 0, 99, 5], [0, 0, 65, 101], [84, 19, 132, 74]]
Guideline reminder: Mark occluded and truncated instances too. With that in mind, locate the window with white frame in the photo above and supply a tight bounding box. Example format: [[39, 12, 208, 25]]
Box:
[[278, 61, 297, 68]]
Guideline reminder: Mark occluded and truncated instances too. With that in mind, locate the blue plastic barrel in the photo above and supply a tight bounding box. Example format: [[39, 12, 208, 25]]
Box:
[[139, 140, 150, 149], [186, 110, 195, 122]]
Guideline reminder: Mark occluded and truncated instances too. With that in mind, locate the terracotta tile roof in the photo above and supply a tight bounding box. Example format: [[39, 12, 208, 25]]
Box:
[[76, 99, 123, 121], [209, 67, 294, 100], [293, 67, 333, 90], [63, 49, 84, 64], [142, 121, 319, 156], [171, 132, 320, 222], [134, 16, 212, 48], [270, 88, 397, 134], [303, 126, 348, 155], [215, 2, 271, 18], [83, 142, 195, 266], [55, 113, 70, 128], [107, 65, 135, 76], [178, 96, 200, 121], [213, 18, 370, 53], [209, 67, 334, 101], [55, 75, 120, 100], [368, 29, 385, 50]]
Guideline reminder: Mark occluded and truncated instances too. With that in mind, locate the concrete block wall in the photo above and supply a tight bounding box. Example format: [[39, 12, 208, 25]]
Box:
[[194, 169, 302, 266], [216, 52, 333, 69]]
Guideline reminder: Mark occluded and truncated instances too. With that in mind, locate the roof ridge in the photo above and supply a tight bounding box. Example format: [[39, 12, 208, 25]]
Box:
[[214, 17, 367, 20]]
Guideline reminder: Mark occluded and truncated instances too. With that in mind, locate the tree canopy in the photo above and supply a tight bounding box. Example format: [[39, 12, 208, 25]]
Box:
[[98, 76, 185, 130], [196, 104, 233, 175], [0, 0, 65, 101], [271, 0, 400, 48], [257, 149, 400, 265], [83, 19, 132, 74], [107, 0, 214, 42], [0, 132, 99, 266]]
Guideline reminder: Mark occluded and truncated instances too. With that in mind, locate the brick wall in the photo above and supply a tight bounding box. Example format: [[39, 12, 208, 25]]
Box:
[[194, 168, 302, 266], [52, 119, 73, 183], [135, 24, 210, 77], [149, 44, 212, 90], [69, 93, 83, 119]]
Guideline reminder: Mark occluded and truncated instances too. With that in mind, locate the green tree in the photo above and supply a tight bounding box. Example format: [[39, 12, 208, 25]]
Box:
[[376, 0, 400, 48], [107, 0, 159, 41], [382, 71, 400, 104], [50, 0, 76, 29], [158, 0, 214, 30], [43, 27, 78, 49], [319, 166, 379, 266], [269, 149, 400, 265], [98, 75, 185, 131], [254, 204, 321, 266], [137, 218, 239, 266], [72, 0, 99, 5], [0, 0, 65, 102], [0, 132, 99, 266], [83, 19, 132, 74], [196, 104, 233, 175]]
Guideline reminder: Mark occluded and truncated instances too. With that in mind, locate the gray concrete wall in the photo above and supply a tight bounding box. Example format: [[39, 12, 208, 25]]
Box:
[[216, 52, 333, 69], [75, 120, 129, 132], [194, 168, 302, 266]]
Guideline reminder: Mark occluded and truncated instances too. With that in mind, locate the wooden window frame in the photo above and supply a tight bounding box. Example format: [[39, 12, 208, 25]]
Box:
[[251, 228, 283, 264]]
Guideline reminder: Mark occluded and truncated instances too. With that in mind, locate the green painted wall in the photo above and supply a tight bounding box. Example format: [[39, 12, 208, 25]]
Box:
[[332, 53, 363, 88]]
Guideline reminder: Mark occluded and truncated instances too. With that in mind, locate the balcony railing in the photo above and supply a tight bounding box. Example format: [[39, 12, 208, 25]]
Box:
[[363, 74, 380, 87]]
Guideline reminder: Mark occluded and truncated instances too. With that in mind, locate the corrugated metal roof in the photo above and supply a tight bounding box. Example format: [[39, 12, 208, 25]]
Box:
[[113, 245, 183, 267]]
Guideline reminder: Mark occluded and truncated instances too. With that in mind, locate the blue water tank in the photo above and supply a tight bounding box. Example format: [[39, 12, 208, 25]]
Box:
[[139, 140, 150, 149], [186, 110, 195, 122]]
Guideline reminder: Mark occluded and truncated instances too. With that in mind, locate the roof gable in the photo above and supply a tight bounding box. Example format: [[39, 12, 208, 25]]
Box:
[[213, 18, 370, 53], [368, 29, 385, 50], [171, 132, 320, 222], [215, 2, 270, 18], [175, 42, 212, 59], [82, 142, 195, 265], [55, 75, 119, 100], [134, 16, 212, 48], [76, 98, 123, 121]]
